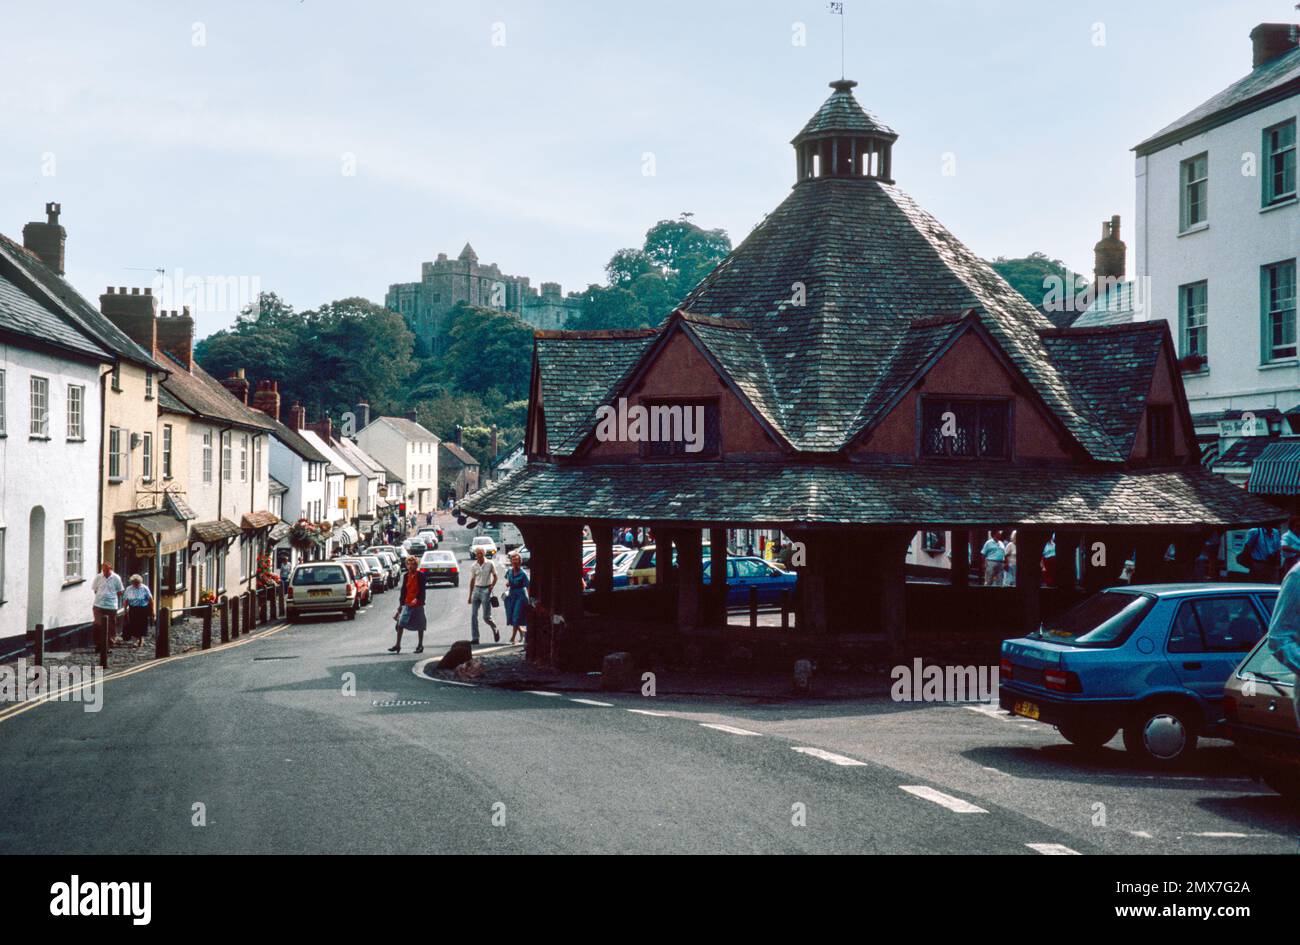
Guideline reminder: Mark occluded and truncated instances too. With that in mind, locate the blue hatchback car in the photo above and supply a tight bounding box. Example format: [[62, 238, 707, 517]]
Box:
[[702, 556, 798, 606], [999, 583, 1277, 766]]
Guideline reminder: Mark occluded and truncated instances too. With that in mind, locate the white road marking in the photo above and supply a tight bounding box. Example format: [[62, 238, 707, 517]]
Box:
[[791, 746, 867, 766], [525, 690, 562, 697], [627, 708, 672, 717], [700, 723, 762, 736], [964, 704, 1012, 720], [1190, 831, 1259, 838], [1026, 843, 1080, 855], [1129, 830, 1154, 839], [899, 785, 988, 813], [431, 678, 477, 687], [570, 698, 613, 707]]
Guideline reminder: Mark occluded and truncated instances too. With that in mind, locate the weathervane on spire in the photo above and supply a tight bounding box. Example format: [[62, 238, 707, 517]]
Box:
[[828, 2, 845, 78]]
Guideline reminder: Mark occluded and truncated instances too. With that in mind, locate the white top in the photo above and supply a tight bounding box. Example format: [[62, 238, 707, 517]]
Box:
[[92, 571, 125, 610], [469, 559, 498, 587], [980, 539, 1006, 562]]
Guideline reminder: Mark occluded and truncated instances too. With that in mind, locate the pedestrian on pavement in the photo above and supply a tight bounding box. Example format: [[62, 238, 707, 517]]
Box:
[[122, 575, 153, 648], [1238, 524, 1281, 583], [467, 547, 499, 645], [389, 556, 427, 654], [503, 551, 529, 644], [1282, 516, 1300, 576], [980, 530, 1006, 586], [92, 562, 125, 649]]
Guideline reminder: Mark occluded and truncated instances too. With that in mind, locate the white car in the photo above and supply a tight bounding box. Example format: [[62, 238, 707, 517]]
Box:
[[470, 535, 498, 559], [416, 530, 439, 549]]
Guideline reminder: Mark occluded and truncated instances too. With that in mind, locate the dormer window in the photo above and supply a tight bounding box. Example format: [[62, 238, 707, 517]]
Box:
[[920, 398, 1010, 459]]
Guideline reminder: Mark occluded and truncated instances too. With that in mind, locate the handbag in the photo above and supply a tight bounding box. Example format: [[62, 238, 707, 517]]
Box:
[[489, 595, 500, 609]]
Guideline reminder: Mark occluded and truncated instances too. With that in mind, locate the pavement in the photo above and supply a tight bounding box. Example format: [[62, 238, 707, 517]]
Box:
[[0, 518, 1296, 855]]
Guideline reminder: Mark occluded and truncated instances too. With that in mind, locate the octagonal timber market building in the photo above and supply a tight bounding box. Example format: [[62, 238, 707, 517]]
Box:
[[458, 79, 1282, 666]]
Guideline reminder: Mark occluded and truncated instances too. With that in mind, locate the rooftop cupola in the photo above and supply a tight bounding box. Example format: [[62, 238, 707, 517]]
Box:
[[792, 79, 897, 184]]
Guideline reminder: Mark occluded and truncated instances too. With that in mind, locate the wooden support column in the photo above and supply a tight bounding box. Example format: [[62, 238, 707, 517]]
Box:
[[1173, 534, 1206, 582], [1053, 531, 1082, 591], [1133, 535, 1171, 585], [877, 530, 912, 660], [1081, 532, 1125, 593], [949, 529, 969, 588], [676, 528, 703, 630], [592, 524, 613, 598], [708, 527, 729, 626], [654, 529, 675, 588], [1017, 528, 1048, 634], [786, 529, 828, 634]]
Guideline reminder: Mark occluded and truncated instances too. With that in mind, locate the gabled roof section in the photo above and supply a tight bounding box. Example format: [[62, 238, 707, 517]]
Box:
[[1038, 322, 1167, 458], [534, 329, 658, 456], [157, 350, 277, 433], [260, 413, 331, 465], [0, 233, 161, 371], [441, 441, 480, 466], [333, 436, 386, 478], [678, 178, 1122, 459], [300, 430, 360, 477], [0, 270, 109, 360], [371, 416, 439, 442], [1135, 42, 1300, 155]]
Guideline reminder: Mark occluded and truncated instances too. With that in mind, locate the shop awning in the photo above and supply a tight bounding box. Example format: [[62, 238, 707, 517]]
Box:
[[116, 511, 188, 555], [1248, 442, 1300, 496], [241, 510, 280, 531], [190, 519, 241, 544], [267, 522, 292, 543], [338, 525, 359, 544]]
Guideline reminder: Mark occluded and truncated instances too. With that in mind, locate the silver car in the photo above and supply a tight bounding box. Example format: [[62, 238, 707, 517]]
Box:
[[287, 561, 356, 622]]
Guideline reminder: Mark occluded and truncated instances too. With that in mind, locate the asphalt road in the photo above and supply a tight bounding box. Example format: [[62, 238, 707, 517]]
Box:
[[0, 520, 1296, 854]]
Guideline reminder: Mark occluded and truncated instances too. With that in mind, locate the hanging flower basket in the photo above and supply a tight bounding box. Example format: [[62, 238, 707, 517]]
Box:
[[289, 518, 330, 550], [198, 589, 218, 605], [255, 553, 281, 588]]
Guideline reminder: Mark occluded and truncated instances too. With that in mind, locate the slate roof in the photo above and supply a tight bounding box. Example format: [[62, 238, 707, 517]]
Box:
[[261, 414, 331, 465], [535, 330, 658, 456], [674, 175, 1121, 458], [1215, 437, 1282, 469], [157, 385, 196, 416], [0, 233, 161, 370], [1135, 41, 1300, 155], [268, 476, 289, 496], [441, 441, 480, 466], [371, 416, 438, 441], [460, 462, 1283, 529], [333, 436, 386, 478], [191, 519, 241, 544], [0, 270, 108, 360], [157, 351, 276, 433], [794, 79, 896, 142]]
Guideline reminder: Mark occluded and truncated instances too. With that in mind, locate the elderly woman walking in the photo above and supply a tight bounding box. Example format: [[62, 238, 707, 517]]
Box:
[[122, 574, 153, 648], [503, 551, 530, 644]]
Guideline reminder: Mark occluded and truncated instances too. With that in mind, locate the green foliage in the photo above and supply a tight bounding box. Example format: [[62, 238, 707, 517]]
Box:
[[988, 253, 1087, 308]]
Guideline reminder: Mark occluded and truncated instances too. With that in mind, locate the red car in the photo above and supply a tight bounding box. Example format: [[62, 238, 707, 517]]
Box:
[[339, 558, 371, 607]]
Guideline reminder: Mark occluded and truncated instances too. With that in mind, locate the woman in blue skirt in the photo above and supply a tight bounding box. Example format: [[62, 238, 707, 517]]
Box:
[[503, 551, 530, 644]]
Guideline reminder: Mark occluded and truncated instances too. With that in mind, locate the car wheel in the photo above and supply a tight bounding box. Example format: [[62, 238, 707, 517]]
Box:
[[286, 612, 298, 624], [1123, 703, 1198, 766], [344, 607, 356, 621], [453, 579, 460, 587], [1057, 723, 1118, 750], [1263, 769, 1300, 799]]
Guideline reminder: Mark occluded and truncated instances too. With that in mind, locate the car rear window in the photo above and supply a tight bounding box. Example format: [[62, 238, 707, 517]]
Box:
[[1240, 639, 1297, 688], [293, 565, 347, 586], [364, 556, 382, 568], [1036, 591, 1155, 647]]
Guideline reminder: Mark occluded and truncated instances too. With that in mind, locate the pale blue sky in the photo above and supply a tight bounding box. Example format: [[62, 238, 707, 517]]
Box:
[[0, 0, 1287, 338]]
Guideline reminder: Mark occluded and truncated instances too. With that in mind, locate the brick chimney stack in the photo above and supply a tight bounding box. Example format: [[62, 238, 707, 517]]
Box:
[[1251, 23, 1299, 68], [1093, 214, 1125, 296], [22, 202, 66, 275], [100, 285, 158, 354], [312, 416, 333, 443], [221, 368, 250, 404], [252, 380, 282, 422], [287, 402, 306, 431], [156, 306, 195, 370]]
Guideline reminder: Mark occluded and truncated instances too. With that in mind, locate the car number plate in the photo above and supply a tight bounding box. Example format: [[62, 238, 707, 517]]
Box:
[[1012, 700, 1040, 721], [308, 589, 330, 598]]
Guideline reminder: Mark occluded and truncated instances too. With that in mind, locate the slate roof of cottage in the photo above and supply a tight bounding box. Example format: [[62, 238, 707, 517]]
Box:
[[370, 416, 439, 442], [459, 462, 1282, 529], [0, 270, 109, 360], [535, 329, 657, 456], [157, 351, 277, 433], [0, 234, 162, 370], [1135, 40, 1300, 155], [441, 442, 480, 466], [261, 414, 331, 465]]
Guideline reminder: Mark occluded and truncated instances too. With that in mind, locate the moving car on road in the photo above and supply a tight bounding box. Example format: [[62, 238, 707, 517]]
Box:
[[1224, 635, 1300, 799], [420, 549, 460, 586], [286, 561, 357, 622], [417, 529, 439, 549], [470, 536, 497, 559], [999, 584, 1275, 766]]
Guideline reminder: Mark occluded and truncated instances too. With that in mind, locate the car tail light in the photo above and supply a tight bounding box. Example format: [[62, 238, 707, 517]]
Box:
[[1043, 669, 1083, 693], [999, 657, 1013, 682], [450, 566, 458, 573], [1223, 693, 1238, 722], [286, 585, 294, 599]]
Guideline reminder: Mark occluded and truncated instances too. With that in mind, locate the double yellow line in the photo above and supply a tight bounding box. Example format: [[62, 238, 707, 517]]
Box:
[[0, 621, 293, 725]]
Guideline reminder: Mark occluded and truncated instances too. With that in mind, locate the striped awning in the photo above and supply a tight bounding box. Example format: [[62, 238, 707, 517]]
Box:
[[1247, 441, 1300, 495]]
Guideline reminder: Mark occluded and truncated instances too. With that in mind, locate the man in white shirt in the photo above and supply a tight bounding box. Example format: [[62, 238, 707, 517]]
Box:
[[981, 531, 1006, 586], [91, 562, 125, 649], [467, 547, 499, 645]]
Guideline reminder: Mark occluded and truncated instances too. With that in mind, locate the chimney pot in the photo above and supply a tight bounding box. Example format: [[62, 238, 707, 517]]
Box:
[[1250, 23, 1300, 69]]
